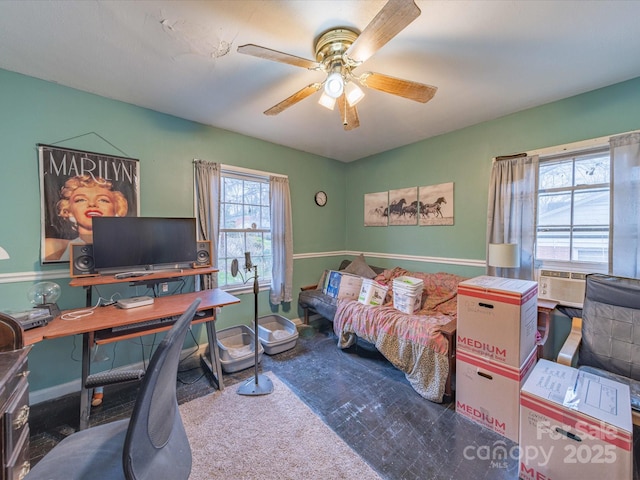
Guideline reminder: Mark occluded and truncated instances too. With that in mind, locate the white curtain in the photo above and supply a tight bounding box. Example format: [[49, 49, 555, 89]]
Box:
[[269, 176, 293, 304], [193, 160, 220, 289], [610, 132, 640, 277], [486, 155, 538, 280]]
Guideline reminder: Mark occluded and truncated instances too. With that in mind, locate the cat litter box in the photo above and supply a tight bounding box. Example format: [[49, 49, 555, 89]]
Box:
[[216, 325, 264, 373], [257, 314, 299, 355]]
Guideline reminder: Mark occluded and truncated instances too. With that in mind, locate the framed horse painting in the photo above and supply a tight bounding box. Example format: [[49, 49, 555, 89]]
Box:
[[388, 187, 418, 226], [364, 191, 389, 226], [418, 182, 454, 226]]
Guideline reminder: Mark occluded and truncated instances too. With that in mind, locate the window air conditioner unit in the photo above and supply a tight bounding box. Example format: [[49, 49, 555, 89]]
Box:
[[537, 270, 587, 308]]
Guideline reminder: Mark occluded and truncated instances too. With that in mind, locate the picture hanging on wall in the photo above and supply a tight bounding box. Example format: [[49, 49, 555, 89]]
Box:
[[418, 182, 454, 226], [364, 191, 389, 226], [38, 144, 140, 264], [388, 187, 418, 226]]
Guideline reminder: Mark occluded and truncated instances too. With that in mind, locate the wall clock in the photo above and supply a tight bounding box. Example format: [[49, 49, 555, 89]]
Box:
[[314, 191, 327, 207]]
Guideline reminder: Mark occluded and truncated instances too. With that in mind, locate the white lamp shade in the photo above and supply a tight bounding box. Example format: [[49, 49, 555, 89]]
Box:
[[318, 91, 336, 110], [488, 243, 520, 268], [0, 246, 9, 260], [345, 83, 364, 106], [324, 72, 344, 98]]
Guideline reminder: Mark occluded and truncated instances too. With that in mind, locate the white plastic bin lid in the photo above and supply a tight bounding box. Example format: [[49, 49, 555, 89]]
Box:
[[393, 276, 423, 287]]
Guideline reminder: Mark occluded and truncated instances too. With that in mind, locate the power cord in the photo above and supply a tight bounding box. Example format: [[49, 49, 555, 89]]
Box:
[[178, 329, 205, 384], [60, 293, 122, 320]]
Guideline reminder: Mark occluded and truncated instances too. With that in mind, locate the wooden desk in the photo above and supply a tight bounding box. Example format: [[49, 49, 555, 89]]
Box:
[[23, 288, 239, 430]]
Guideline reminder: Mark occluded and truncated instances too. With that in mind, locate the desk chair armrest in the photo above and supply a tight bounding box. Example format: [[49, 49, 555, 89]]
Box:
[[557, 317, 582, 366], [85, 369, 145, 388]]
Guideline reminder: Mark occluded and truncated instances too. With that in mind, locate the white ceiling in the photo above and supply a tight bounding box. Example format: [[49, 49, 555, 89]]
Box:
[[2, 0, 640, 162]]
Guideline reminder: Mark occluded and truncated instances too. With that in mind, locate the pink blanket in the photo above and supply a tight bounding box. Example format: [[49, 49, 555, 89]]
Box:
[[334, 268, 466, 402]]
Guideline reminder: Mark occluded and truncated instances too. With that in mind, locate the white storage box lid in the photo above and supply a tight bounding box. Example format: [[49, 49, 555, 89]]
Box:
[[393, 276, 424, 287], [458, 275, 537, 299], [521, 359, 632, 433]]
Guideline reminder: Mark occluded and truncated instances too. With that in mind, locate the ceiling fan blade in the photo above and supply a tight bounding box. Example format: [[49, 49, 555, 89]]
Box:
[[264, 83, 322, 116], [346, 0, 421, 64], [337, 94, 360, 131], [237, 44, 319, 70], [358, 72, 437, 103]]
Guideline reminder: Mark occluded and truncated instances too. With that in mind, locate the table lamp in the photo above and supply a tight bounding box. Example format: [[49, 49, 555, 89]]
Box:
[[488, 243, 520, 270]]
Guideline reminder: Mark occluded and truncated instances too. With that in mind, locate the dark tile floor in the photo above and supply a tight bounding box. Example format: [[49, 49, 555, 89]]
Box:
[[29, 318, 640, 479]]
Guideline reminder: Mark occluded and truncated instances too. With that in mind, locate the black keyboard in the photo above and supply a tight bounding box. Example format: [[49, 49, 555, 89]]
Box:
[[94, 308, 212, 342], [111, 315, 179, 333], [95, 315, 179, 342]]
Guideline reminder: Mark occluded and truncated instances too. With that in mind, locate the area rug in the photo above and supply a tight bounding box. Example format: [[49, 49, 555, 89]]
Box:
[[179, 372, 382, 480]]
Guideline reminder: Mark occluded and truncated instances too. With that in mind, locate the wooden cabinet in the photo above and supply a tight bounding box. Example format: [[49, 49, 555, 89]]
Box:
[[0, 347, 31, 480]]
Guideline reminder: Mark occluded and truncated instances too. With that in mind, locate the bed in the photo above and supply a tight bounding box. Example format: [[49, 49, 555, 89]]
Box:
[[333, 267, 467, 403]]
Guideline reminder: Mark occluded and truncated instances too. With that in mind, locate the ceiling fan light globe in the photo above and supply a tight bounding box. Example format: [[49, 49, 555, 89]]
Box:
[[318, 92, 336, 110], [346, 83, 365, 106], [324, 72, 344, 98]]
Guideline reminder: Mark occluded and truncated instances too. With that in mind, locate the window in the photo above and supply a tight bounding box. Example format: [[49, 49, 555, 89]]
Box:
[[536, 147, 610, 271], [217, 168, 272, 289]]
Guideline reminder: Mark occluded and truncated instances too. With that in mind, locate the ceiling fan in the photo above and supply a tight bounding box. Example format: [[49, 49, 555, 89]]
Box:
[[237, 0, 437, 131]]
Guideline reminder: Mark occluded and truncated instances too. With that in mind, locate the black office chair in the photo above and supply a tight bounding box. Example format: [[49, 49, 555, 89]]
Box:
[[26, 298, 200, 480]]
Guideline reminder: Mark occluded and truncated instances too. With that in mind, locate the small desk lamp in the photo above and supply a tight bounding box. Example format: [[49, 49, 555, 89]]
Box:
[[488, 243, 520, 273]]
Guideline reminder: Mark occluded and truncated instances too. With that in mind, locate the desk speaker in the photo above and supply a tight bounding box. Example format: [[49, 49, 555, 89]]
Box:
[[194, 240, 212, 268], [70, 244, 98, 277]]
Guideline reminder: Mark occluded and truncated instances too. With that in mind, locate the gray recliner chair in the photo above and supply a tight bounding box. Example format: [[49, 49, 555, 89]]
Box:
[[558, 273, 640, 425], [26, 298, 200, 480]]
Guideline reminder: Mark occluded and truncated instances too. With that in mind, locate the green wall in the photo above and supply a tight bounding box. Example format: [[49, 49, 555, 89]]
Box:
[[2, 66, 640, 399], [0, 68, 345, 396], [344, 78, 640, 271], [342, 77, 640, 359]]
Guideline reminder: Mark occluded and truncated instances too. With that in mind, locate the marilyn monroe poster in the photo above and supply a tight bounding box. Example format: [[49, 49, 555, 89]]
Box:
[[38, 144, 140, 263]]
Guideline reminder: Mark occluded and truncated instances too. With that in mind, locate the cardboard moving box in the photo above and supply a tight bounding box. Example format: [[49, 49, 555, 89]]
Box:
[[323, 270, 364, 300], [457, 275, 538, 367], [456, 347, 537, 442], [519, 360, 632, 480]]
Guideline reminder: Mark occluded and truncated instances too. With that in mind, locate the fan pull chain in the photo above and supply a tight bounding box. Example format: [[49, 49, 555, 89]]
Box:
[[343, 95, 348, 126]]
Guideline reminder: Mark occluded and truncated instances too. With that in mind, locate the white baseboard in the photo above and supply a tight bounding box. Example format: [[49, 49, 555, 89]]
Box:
[[29, 344, 209, 405]]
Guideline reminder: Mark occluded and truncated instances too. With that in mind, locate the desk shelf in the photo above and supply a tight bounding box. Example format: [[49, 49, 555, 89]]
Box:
[[69, 267, 217, 287]]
